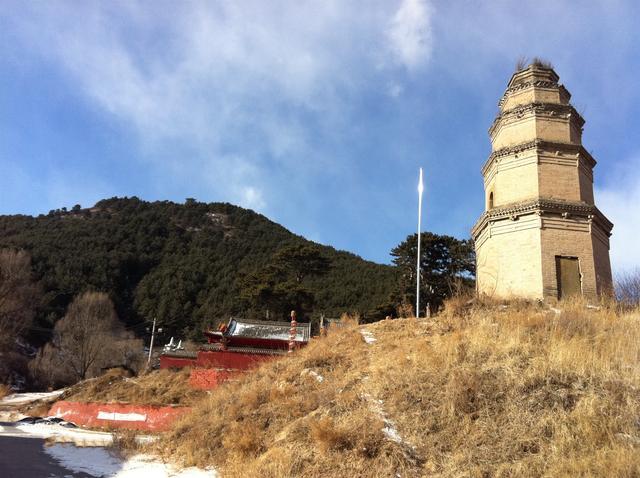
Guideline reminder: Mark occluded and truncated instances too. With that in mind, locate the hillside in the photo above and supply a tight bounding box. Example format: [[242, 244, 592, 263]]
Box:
[[0, 197, 397, 339], [156, 300, 640, 477]]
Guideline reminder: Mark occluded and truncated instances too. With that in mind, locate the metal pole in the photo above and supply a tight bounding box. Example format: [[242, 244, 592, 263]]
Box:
[[147, 317, 157, 366], [416, 168, 424, 318]]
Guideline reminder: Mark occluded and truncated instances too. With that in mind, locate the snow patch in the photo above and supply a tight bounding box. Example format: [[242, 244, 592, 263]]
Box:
[[300, 369, 324, 383], [0, 389, 65, 406], [17, 423, 114, 445], [0, 421, 114, 446], [0, 420, 159, 447], [362, 393, 413, 448], [0, 411, 27, 421], [360, 329, 376, 344], [45, 443, 217, 477]]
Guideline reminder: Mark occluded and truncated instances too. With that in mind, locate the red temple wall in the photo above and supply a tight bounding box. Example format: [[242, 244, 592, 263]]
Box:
[[195, 350, 278, 370], [159, 355, 197, 369]]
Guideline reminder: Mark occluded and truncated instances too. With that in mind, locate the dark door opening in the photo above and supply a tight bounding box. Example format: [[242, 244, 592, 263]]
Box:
[[556, 256, 582, 299]]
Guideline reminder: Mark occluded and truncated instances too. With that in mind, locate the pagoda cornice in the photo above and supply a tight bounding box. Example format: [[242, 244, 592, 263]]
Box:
[[498, 81, 570, 108], [481, 140, 597, 176], [472, 198, 613, 239], [488, 102, 585, 139]]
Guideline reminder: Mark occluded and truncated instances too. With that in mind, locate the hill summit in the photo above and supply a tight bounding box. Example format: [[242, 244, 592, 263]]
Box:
[[0, 197, 396, 338]]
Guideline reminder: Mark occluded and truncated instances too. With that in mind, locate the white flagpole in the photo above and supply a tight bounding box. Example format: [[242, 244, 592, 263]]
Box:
[[416, 168, 424, 318]]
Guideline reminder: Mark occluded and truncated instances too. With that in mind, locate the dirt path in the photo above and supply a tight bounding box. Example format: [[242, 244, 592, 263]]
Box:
[[358, 326, 422, 470]]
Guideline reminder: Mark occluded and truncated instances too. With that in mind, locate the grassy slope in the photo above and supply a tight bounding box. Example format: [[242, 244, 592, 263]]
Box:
[[61, 369, 205, 407], [157, 301, 640, 477]]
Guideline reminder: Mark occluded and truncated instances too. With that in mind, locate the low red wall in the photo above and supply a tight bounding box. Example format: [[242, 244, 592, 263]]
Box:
[[195, 350, 277, 370], [189, 369, 238, 390], [160, 355, 197, 369], [48, 401, 190, 432]]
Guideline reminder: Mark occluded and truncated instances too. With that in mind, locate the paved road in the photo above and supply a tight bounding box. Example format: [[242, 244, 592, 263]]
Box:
[[0, 436, 96, 477]]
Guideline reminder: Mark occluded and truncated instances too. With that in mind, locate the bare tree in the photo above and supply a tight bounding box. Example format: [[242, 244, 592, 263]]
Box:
[[42, 291, 142, 383], [616, 268, 640, 307], [0, 249, 40, 350]]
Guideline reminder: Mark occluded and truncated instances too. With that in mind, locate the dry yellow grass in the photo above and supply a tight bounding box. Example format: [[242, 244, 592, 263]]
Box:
[[62, 368, 204, 406], [0, 383, 10, 399], [156, 301, 640, 477]]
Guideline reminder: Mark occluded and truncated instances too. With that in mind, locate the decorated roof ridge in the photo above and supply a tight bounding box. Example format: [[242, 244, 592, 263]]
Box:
[[488, 102, 585, 138], [471, 198, 613, 238], [231, 317, 298, 325], [205, 318, 311, 336], [200, 343, 287, 355], [226, 318, 303, 327], [159, 350, 198, 359], [481, 140, 597, 176]]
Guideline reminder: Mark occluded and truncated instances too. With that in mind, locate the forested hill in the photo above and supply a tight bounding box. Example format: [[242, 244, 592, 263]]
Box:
[[0, 197, 397, 339]]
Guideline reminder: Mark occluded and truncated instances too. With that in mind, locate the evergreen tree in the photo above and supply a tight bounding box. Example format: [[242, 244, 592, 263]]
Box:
[[239, 245, 330, 320], [390, 232, 475, 314], [0, 198, 396, 340]]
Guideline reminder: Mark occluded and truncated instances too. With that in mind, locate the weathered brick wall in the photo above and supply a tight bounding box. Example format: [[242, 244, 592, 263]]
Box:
[[538, 160, 583, 202], [476, 215, 543, 299], [592, 232, 613, 296], [486, 154, 539, 207], [578, 166, 595, 204], [502, 86, 564, 110], [478, 214, 611, 301], [540, 220, 598, 299], [492, 116, 538, 149], [535, 116, 579, 145]]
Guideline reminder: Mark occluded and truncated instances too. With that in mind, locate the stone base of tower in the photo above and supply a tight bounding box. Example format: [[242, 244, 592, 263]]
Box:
[[473, 200, 613, 302]]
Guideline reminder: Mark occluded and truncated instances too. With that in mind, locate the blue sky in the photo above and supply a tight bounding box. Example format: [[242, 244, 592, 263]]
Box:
[[1, 1, 639, 272]]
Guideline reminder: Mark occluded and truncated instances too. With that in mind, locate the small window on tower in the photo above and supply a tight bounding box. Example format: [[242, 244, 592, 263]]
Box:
[[489, 191, 494, 209]]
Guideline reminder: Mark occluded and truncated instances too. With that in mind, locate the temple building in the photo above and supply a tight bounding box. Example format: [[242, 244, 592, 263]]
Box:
[[472, 62, 613, 301], [160, 318, 311, 389]]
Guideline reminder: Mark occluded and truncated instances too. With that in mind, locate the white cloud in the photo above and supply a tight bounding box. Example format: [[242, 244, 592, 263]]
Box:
[[386, 0, 433, 70], [388, 82, 404, 98], [2, 1, 433, 214], [240, 187, 266, 212], [595, 157, 640, 274]]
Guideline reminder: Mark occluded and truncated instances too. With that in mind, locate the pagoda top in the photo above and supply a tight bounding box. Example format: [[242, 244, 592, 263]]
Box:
[[498, 61, 570, 110], [507, 62, 559, 88]]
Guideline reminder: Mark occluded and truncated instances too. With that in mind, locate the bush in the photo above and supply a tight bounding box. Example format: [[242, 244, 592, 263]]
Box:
[[29, 292, 144, 388], [616, 268, 640, 307]]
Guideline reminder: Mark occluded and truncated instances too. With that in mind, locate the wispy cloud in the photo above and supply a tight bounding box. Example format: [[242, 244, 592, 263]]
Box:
[[2, 1, 434, 213], [386, 0, 433, 70]]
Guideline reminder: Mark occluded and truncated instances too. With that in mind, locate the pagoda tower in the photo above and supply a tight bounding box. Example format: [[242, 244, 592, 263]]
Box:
[[472, 62, 613, 300]]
